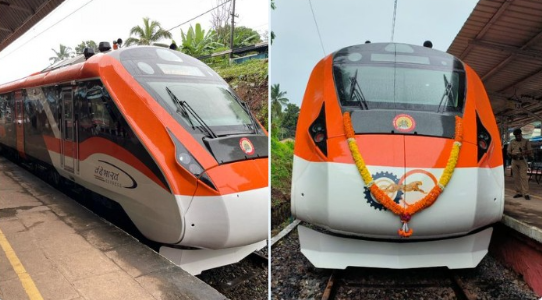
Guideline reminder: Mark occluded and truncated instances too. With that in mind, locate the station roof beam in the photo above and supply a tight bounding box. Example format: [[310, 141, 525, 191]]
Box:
[[448, 0, 542, 129], [0, 0, 65, 53]]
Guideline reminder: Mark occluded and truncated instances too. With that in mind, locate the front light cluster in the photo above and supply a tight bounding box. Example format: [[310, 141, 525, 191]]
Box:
[[167, 128, 216, 190], [309, 103, 327, 156], [476, 113, 492, 162]]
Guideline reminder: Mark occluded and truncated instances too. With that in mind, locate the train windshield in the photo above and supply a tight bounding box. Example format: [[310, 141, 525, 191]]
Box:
[[333, 43, 466, 114], [149, 82, 252, 130], [116, 47, 255, 136]]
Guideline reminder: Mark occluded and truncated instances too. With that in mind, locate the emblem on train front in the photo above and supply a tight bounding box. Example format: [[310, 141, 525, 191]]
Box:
[[393, 114, 416, 132], [239, 137, 255, 155], [364, 170, 437, 211], [364, 172, 403, 210]]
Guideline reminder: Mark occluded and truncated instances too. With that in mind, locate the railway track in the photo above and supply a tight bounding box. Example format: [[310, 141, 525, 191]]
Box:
[[271, 218, 301, 247], [218, 251, 269, 291], [271, 220, 538, 300], [320, 268, 477, 300], [270, 219, 477, 300]]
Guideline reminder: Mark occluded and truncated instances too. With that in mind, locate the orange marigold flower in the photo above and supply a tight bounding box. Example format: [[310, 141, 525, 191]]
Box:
[[344, 114, 463, 237]]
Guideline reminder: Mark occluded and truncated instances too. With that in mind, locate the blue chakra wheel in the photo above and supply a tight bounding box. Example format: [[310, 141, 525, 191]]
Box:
[[364, 171, 403, 211]]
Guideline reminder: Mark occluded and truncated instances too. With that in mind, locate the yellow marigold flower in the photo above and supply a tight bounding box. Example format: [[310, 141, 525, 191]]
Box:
[[343, 113, 463, 237]]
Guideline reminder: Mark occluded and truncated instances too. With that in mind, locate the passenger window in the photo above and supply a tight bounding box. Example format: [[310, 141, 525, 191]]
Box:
[[0, 94, 5, 121], [81, 82, 132, 140], [85, 86, 112, 135]]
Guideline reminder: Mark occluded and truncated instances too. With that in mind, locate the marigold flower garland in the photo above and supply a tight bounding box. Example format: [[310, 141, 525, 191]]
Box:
[[343, 112, 463, 237]]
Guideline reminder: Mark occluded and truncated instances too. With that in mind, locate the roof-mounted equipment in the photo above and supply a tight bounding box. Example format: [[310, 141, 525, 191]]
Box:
[[83, 47, 95, 60], [98, 42, 111, 52]]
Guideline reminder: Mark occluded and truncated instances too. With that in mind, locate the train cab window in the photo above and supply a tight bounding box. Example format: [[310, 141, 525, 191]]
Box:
[[148, 82, 252, 133], [115, 47, 257, 137], [336, 66, 462, 109], [333, 44, 466, 114]]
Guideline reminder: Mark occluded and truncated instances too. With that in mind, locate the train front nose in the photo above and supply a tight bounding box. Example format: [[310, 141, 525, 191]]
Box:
[[179, 158, 268, 249]]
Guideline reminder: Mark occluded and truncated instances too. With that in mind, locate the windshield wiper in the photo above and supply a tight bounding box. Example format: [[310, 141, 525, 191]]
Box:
[[165, 87, 218, 138], [166, 86, 194, 128], [437, 74, 455, 113], [349, 69, 369, 110], [226, 89, 259, 134]]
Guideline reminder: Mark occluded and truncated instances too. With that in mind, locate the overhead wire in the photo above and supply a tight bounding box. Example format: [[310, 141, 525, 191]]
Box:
[[391, 0, 398, 42], [0, 0, 263, 64], [308, 0, 326, 56], [0, 0, 233, 62], [0, 0, 95, 62], [166, 0, 233, 32]]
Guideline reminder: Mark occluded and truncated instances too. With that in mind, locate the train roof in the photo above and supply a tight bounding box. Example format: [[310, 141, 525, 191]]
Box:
[[0, 46, 226, 94], [332, 42, 464, 70]]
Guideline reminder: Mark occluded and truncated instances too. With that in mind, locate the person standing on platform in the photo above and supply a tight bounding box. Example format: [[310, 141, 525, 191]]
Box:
[[502, 143, 510, 173], [507, 128, 532, 200]]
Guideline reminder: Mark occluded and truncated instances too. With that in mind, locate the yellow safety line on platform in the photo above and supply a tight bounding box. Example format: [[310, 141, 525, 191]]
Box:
[[0, 229, 43, 300]]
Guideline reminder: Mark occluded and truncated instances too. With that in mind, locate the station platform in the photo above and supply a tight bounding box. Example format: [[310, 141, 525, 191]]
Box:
[[490, 168, 542, 297], [0, 157, 226, 300], [502, 169, 542, 243]]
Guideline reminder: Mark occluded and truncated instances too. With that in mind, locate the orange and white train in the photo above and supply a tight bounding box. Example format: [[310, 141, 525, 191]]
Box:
[[0, 45, 268, 274], [292, 42, 503, 269]]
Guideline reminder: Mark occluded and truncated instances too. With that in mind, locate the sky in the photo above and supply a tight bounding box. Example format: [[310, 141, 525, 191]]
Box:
[[270, 0, 479, 106], [0, 0, 268, 84]]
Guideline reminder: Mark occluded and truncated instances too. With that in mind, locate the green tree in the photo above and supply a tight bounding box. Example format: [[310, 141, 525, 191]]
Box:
[[49, 44, 73, 64], [180, 23, 222, 56], [232, 26, 261, 47], [281, 103, 300, 139], [125, 17, 172, 46], [75, 40, 98, 54], [214, 25, 262, 48], [271, 83, 289, 120], [271, 0, 276, 44]]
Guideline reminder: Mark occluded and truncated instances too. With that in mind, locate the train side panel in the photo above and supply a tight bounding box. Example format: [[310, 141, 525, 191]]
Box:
[[0, 48, 269, 273]]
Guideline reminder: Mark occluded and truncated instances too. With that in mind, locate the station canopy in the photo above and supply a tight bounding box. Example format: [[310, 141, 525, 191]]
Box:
[[448, 0, 542, 131], [0, 0, 65, 53]]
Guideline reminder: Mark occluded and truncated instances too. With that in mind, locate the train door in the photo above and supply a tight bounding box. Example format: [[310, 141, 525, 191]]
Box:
[[14, 90, 25, 158], [60, 88, 78, 174]]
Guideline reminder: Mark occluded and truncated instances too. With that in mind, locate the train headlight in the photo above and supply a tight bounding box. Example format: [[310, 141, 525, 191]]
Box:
[[311, 123, 324, 133], [167, 128, 217, 190], [178, 153, 203, 175], [179, 153, 192, 164], [476, 113, 492, 162], [188, 163, 203, 175], [309, 104, 328, 156], [314, 132, 325, 143]]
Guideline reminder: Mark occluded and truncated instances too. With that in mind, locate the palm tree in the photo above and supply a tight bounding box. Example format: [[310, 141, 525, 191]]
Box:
[[271, 84, 289, 120], [125, 17, 172, 46], [49, 44, 73, 64], [75, 40, 98, 54], [180, 23, 222, 56]]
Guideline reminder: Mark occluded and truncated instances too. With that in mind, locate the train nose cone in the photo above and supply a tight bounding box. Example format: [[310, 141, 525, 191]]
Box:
[[180, 158, 268, 249]]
